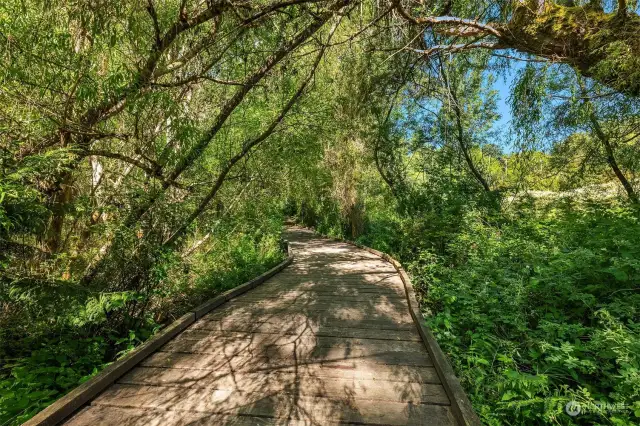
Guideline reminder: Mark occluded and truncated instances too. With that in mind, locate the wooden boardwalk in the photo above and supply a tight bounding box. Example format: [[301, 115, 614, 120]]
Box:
[[64, 228, 462, 425]]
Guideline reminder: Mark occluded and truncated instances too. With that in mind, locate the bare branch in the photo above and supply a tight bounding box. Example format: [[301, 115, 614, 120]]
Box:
[[408, 42, 501, 56], [85, 150, 189, 190], [392, 0, 502, 38], [147, 0, 162, 47]]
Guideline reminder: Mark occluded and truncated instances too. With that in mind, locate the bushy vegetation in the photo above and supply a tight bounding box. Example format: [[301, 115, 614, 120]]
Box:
[[2, 0, 640, 424], [417, 202, 640, 424], [286, 43, 640, 425], [294, 189, 640, 425], [1, 220, 284, 425]]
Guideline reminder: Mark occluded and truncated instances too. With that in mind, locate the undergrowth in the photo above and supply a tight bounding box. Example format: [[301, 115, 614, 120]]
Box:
[[0, 222, 285, 425], [294, 198, 640, 425]]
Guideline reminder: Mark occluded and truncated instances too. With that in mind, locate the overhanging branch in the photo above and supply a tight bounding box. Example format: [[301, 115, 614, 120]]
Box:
[[392, 0, 502, 38], [163, 14, 342, 247], [408, 42, 502, 56]]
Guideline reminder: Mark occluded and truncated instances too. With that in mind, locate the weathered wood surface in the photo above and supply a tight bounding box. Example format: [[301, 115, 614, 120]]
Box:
[[64, 227, 460, 425]]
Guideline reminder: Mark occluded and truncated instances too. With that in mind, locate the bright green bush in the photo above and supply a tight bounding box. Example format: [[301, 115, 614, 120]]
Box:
[[299, 195, 640, 425], [0, 337, 107, 424], [0, 215, 286, 425], [412, 202, 640, 425]]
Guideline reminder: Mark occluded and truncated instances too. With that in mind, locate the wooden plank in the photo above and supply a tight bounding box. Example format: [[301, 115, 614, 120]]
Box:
[[279, 256, 380, 262], [200, 313, 414, 328], [174, 331, 422, 346], [65, 406, 280, 426], [202, 303, 413, 320], [226, 296, 409, 308], [249, 283, 405, 295], [283, 264, 393, 269], [178, 327, 423, 342], [191, 316, 417, 333], [118, 368, 449, 404], [220, 304, 410, 316], [263, 276, 402, 283], [272, 273, 402, 282], [232, 293, 405, 302], [283, 269, 398, 276], [206, 302, 413, 322], [158, 341, 429, 364], [92, 384, 456, 425], [246, 287, 406, 296], [120, 363, 442, 384], [283, 259, 390, 266], [142, 348, 433, 370], [270, 276, 403, 286], [162, 334, 427, 355]]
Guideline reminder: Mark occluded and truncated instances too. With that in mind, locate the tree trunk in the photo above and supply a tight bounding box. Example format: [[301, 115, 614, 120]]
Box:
[[42, 131, 74, 253], [396, 1, 640, 96], [348, 201, 365, 239], [442, 64, 491, 192], [500, 5, 640, 96], [587, 111, 638, 203]]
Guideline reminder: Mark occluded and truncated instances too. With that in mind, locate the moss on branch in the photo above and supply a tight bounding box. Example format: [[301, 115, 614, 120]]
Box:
[[500, 3, 640, 95]]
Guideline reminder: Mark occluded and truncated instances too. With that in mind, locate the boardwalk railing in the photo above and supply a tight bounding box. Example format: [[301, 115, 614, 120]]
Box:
[[24, 243, 294, 426], [314, 231, 481, 426]]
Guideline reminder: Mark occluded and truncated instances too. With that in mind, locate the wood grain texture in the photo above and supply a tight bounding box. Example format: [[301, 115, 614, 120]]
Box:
[[329, 232, 483, 426], [61, 228, 464, 425]]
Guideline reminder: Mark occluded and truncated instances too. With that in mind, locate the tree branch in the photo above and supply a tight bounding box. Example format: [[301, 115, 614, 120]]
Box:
[[85, 150, 188, 190], [408, 42, 502, 57], [439, 57, 491, 192], [147, 0, 162, 48], [163, 13, 339, 247], [392, 0, 502, 38], [151, 75, 248, 88]]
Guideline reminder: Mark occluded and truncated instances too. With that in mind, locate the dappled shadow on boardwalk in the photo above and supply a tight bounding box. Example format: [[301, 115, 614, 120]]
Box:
[[65, 228, 456, 426]]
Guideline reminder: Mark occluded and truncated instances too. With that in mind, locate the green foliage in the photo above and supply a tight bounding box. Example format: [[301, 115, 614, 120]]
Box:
[[160, 217, 286, 315], [301, 190, 640, 425], [0, 149, 75, 236], [0, 336, 106, 425], [417, 202, 640, 424], [0, 213, 286, 425], [2, 0, 640, 424]]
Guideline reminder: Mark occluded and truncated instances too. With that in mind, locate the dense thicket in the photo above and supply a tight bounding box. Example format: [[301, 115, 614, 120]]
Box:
[[288, 44, 640, 426], [1, 0, 639, 424]]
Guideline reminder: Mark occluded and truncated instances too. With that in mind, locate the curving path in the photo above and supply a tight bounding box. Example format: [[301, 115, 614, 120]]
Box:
[[64, 227, 458, 425]]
